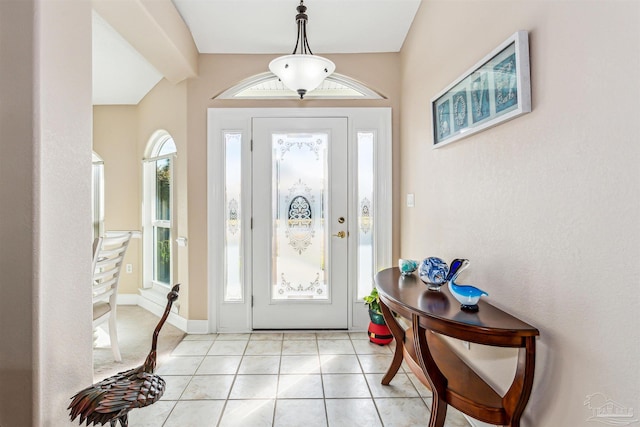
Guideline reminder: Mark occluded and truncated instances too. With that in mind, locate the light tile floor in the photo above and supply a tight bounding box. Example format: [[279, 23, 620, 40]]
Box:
[[130, 332, 472, 427]]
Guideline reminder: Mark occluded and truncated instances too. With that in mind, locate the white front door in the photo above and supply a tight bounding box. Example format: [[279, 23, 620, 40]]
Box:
[[252, 117, 349, 329], [208, 107, 392, 333]]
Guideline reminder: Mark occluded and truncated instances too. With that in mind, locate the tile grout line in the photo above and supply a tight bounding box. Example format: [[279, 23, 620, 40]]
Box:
[[316, 336, 330, 427], [217, 336, 250, 427], [158, 331, 466, 427], [271, 337, 284, 426], [354, 336, 386, 427], [160, 336, 217, 427]]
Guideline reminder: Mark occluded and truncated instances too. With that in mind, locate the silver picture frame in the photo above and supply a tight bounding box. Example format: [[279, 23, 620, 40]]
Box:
[[431, 31, 531, 148]]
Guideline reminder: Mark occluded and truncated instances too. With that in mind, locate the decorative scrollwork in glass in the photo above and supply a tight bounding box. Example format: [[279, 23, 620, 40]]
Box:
[[227, 198, 239, 235], [360, 197, 372, 234], [277, 272, 322, 296], [289, 196, 312, 222], [278, 138, 323, 161], [285, 179, 315, 254]]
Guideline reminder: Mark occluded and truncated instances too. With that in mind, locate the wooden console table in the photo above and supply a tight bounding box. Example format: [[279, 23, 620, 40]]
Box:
[[375, 267, 539, 427]]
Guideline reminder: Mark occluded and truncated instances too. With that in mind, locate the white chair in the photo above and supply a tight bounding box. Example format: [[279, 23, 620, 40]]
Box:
[[92, 232, 132, 362]]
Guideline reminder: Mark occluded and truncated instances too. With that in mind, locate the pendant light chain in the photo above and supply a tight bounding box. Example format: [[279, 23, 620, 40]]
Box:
[[292, 1, 312, 55], [268, 0, 335, 99], [293, 1, 313, 55]]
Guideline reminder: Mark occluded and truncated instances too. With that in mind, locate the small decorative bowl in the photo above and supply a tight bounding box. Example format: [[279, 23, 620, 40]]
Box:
[[398, 259, 418, 276], [418, 257, 449, 291]]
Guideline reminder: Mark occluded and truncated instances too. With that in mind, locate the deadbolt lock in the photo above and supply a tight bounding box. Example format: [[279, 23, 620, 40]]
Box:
[[338, 217, 345, 224]]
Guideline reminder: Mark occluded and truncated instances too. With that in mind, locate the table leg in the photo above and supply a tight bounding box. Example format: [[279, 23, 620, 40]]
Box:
[[412, 315, 448, 427], [380, 299, 405, 385], [429, 395, 448, 427], [503, 336, 536, 427]]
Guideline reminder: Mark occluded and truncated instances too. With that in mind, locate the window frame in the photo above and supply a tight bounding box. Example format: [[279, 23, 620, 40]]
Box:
[[143, 131, 177, 290]]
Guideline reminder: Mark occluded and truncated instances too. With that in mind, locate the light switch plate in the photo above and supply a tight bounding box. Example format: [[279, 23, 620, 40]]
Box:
[[406, 193, 415, 208]]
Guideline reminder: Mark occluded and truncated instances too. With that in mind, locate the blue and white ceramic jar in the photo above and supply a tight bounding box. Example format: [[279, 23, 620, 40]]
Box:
[[418, 257, 449, 291]]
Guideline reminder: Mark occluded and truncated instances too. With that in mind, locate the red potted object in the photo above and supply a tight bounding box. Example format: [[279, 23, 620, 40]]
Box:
[[364, 288, 393, 345]]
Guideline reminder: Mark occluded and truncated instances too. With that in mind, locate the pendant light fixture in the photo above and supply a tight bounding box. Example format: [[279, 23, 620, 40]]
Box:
[[269, 0, 335, 99]]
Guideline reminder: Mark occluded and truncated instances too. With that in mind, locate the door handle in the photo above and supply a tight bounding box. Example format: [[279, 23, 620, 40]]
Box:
[[332, 231, 346, 238]]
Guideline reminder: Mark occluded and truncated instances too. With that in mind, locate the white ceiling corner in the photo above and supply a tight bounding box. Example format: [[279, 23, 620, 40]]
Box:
[[92, 11, 163, 105], [171, 0, 422, 54], [92, 0, 422, 104]]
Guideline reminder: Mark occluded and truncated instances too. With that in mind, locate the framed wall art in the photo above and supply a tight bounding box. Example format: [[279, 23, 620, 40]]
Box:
[[431, 30, 531, 148]]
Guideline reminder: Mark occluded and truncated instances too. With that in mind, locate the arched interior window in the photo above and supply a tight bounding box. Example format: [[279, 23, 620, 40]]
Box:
[[152, 137, 177, 157], [143, 131, 177, 289]]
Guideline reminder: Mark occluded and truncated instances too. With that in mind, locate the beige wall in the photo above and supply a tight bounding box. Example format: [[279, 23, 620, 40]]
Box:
[[1, 0, 93, 424], [400, 1, 640, 425], [0, 2, 36, 423], [138, 79, 190, 315], [185, 53, 402, 319], [94, 79, 189, 314], [95, 54, 400, 320], [93, 106, 141, 294]]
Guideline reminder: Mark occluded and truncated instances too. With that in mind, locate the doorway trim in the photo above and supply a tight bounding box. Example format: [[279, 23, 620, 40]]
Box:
[[207, 108, 392, 333]]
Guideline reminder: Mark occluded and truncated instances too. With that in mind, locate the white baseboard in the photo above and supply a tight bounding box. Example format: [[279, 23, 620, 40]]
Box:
[[117, 292, 208, 334], [187, 320, 210, 334], [136, 292, 185, 332], [117, 294, 139, 305]]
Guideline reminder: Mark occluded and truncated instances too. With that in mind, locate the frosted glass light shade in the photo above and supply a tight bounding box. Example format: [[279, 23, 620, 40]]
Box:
[[269, 54, 336, 98]]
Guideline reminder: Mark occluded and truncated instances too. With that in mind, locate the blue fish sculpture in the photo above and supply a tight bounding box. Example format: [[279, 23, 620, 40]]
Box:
[[447, 259, 488, 312]]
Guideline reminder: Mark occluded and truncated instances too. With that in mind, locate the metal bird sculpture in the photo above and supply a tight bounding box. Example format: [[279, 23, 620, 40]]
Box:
[[446, 259, 488, 312], [69, 284, 180, 426]]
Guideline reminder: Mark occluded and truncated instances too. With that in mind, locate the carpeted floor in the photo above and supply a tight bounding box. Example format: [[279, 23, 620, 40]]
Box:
[[93, 305, 186, 381]]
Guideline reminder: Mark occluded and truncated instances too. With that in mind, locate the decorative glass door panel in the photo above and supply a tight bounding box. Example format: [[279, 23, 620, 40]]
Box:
[[357, 132, 375, 299], [224, 133, 243, 302], [273, 132, 328, 301], [253, 117, 348, 329]]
